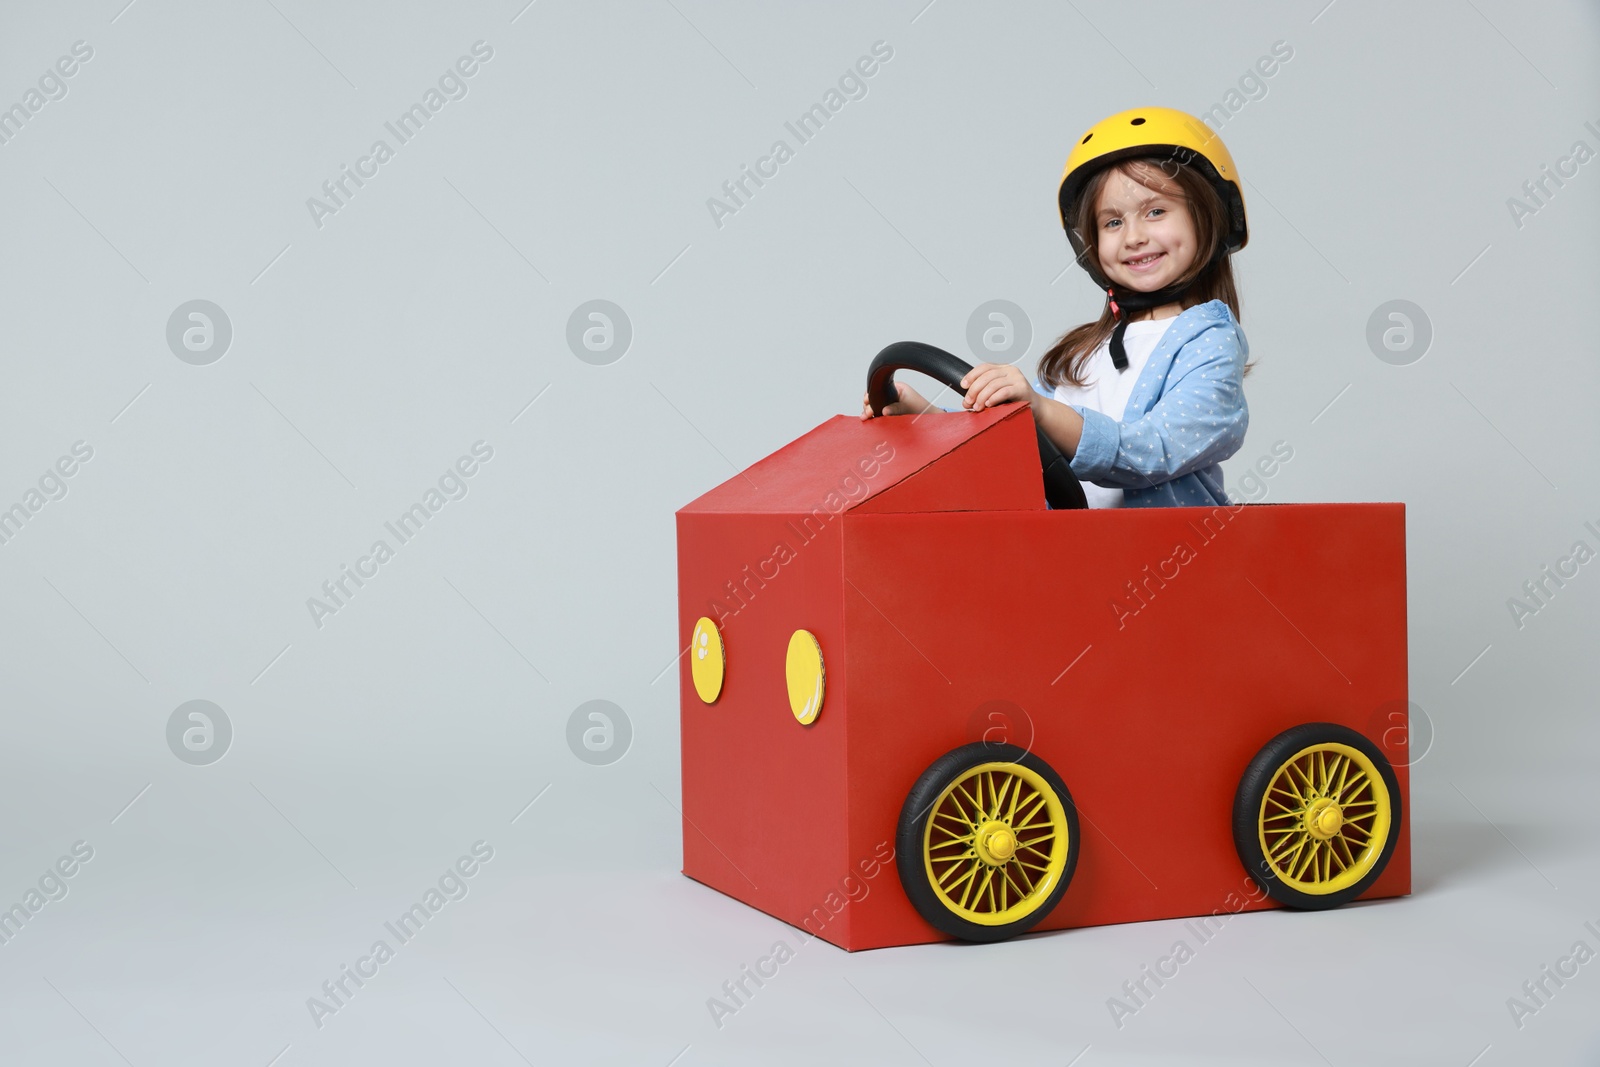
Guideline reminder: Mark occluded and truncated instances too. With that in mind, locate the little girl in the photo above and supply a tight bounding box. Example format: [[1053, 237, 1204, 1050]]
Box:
[[863, 106, 1253, 508]]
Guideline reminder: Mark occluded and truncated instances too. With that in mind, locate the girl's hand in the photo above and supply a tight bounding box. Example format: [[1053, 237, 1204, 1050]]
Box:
[[861, 381, 934, 419], [960, 363, 1037, 412]]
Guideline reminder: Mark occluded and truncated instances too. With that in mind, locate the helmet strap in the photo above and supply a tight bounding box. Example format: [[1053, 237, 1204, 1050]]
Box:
[[1102, 246, 1225, 371]]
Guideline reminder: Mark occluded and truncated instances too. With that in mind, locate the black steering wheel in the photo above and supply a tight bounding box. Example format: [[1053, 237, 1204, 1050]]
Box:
[[867, 341, 1088, 510]]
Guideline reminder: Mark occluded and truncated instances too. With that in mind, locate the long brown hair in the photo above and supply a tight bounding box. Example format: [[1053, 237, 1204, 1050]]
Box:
[[1038, 157, 1253, 390]]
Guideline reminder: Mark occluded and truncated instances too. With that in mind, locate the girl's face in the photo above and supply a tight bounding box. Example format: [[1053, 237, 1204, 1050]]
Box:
[[1093, 167, 1198, 293]]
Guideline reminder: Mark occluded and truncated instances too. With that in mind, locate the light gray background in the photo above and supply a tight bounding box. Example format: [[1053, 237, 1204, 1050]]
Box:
[[1, 0, 1597, 1064]]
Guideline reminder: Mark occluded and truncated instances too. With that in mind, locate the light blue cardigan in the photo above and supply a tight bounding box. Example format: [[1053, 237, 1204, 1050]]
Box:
[[943, 299, 1249, 508]]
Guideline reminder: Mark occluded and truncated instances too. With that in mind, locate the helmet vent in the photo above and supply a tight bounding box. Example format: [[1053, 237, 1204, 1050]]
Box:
[[1081, 132, 1093, 143], [1130, 116, 1146, 125]]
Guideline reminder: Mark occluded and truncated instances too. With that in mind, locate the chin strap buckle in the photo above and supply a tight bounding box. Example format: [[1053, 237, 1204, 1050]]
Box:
[[1106, 287, 1121, 320]]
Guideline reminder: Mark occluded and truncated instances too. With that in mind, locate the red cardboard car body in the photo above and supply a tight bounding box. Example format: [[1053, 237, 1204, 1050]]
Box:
[[675, 403, 1409, 951]]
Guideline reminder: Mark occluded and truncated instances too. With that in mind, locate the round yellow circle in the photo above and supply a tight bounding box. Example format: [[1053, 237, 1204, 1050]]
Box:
[[785, 629, 825, 725], [690, 617, 724, 704]]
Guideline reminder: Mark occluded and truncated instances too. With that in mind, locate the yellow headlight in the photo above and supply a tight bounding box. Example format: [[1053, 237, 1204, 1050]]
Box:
[[690, 617, 724, 703], [786, 629, 825, 725]]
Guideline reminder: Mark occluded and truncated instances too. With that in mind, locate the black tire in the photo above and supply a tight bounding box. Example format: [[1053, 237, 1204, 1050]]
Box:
[[896, 742, 1080, 942], [1233, 722, 1402, 910]]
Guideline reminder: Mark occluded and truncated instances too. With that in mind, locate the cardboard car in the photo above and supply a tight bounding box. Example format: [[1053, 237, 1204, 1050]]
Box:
[[673, 344, 1409, 950]]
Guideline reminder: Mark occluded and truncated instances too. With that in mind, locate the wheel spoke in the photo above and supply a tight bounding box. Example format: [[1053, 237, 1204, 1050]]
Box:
[[1010, 858, 1037, 893], [929, 835, 974, 850], [1269, 827, 1306, 858], [975, 867, 997, 912], [955, 782, 983, 819], [1335, 772, 1370, 805], [1331, 833, 1355, 871], [1330, 754, 1351, 800], [931, 822, 975, 838], [1276, 833, 1310, 872], [938, 859, 972, 889], [954, 864, 981, 907], [1002, 862, 1031, 901], [1271, 774, 1304, 807], [1264, 794, 1303, 817], [1301, 839, 1316, 882], [1294, 839, 1319, 881], [1269, 844, 1299, 878], [931, 850, 970, 866], [1300, 758, 1321, 793], [990, 773, 1014, 821], [958, 863, 979, 909], [1265, 831, 1300, 856], [1013, 793, 1048, 828]]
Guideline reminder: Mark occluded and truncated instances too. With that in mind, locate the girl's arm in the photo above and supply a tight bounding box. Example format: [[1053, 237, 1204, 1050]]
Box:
[[1040, 321, 1248, 487], [1030, 388, 1085, 455]]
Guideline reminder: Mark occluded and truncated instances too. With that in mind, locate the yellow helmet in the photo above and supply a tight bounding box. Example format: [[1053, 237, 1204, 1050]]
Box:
[[1057, 106, 1248, 281]]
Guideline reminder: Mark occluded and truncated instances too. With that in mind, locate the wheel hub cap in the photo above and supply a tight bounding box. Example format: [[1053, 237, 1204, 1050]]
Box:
[[1305, 796, 1344, 840], [975, 821, 1017, 865]]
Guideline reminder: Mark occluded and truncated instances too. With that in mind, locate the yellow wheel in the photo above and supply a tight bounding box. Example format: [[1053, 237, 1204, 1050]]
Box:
[[1233, 723, 1402, 910], [896, 743, 1079, 941]]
